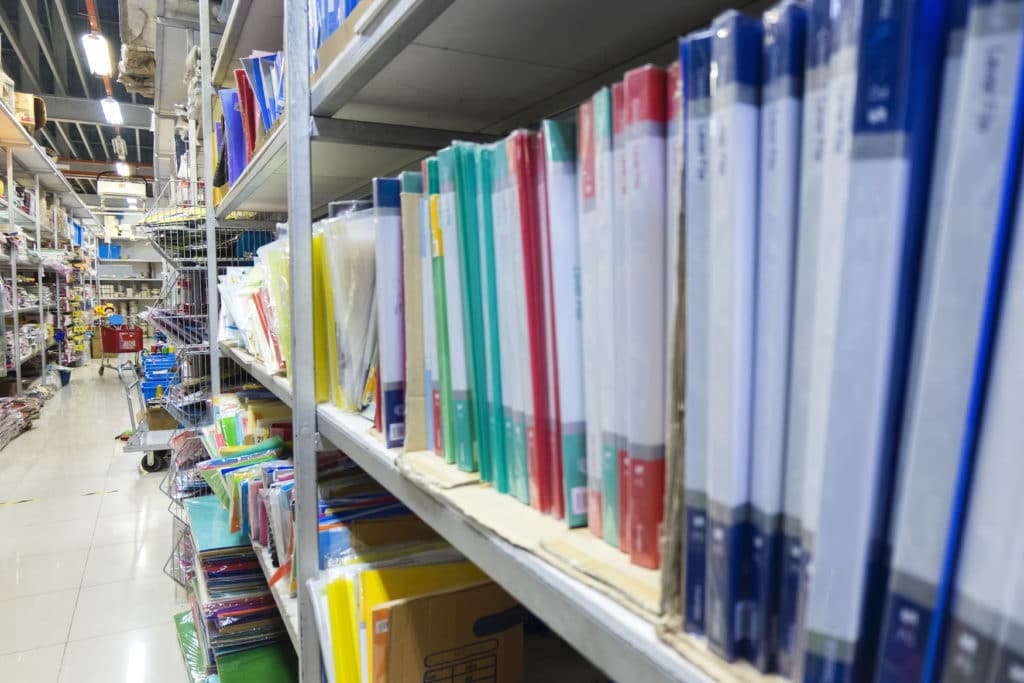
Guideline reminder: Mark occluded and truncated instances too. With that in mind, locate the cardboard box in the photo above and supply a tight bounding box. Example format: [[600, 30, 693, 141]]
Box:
[[142, 407, 178, 431], [14, 92, 34, 132], [91, 326, 104, 357], [371, 582, 524, 683], [0, 73, 14, 109]]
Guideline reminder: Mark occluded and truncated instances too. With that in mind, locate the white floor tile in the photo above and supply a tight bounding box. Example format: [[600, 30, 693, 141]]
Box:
[[0, 518, 97, 559], [0, 549, 89, 599], [69, 577, 180, 641], [0, 495, 102, 529], [0, 644, 64, 683], [97, 487, 168, 519], [60, 623, 187, 683], [82, 539, 167, 587], [0, 589, 78, 655], [91, 508, 171, 548]]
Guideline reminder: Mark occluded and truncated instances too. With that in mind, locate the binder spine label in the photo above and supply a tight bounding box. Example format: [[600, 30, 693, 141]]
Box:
[[429, 190, 456, 466]]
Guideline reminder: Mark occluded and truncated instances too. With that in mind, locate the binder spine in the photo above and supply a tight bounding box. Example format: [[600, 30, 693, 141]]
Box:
[[474, 144, 510, 494], [578, 98, 604, 534], [542, 119, 587, 528], [427, 157, 457, 465], [705, 10, 762, 660], [453, 144, 487, 477], [749, 2, 806, 671], [373, 177, 406, 448], [438, 149, 476, 473], [534, 132, 565, 519], [419, 173, 440, 455], [682, 30, 713, 636], [777, 0, 831, 672], [875, 1, 989, 680], [493, 140, 532, 504], [607, 83, 626, 549], [804, 0, 948, 677], [623, 64, 668, 569]]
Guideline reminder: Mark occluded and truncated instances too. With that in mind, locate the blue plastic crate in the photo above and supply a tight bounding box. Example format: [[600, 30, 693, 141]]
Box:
[[141, 379, 171, 401], [98, 244, 122, 260]]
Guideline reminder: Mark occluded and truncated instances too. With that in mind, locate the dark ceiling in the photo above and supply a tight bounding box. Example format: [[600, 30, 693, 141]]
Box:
[[0, 0, 154, 194]]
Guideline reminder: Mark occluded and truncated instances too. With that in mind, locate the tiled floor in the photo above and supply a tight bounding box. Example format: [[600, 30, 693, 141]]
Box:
[[0, 364, 187, 682]]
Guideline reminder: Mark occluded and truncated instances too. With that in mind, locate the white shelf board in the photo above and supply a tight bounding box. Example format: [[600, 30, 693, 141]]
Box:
[[98, 258, 164, 264], [315, 405, 707, 683], [218, 337, 707, 681], [253, 542, 301, 654], [0, 99, 102, 229], [310, 0, 733, 131], [213, 120, 433, 217], [211, 0, 284, 87], [218, 342, 293, 408]]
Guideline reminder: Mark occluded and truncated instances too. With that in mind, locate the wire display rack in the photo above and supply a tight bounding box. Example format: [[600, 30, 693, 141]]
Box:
[[140, 216, 272, 427], [161, 431, 210, 592]]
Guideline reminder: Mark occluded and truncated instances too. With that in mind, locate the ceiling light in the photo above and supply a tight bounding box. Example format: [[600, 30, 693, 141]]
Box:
[[126, 197, 138, 207], [115, 161, 130, 177], [81, 33, 112, 77], [101, 97, 122, 126]]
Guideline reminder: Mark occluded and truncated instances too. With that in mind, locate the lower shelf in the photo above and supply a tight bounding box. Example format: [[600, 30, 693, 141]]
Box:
[[253, 542, 301, 654]]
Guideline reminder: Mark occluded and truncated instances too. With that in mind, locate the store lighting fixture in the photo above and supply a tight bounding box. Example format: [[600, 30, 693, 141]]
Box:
[[101, 97, 122, 125], [115, 161, 130, 177], [126, 197, 138, 208], [81, 32, 112, 77]]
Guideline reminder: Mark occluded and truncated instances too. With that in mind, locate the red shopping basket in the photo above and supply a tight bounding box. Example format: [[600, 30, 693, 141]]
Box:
[[100, 324, 144, 353]]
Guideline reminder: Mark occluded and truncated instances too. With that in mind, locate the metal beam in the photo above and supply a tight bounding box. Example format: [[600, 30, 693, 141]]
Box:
[[39, 95, 154, 130], [0, 4, 44, 92], [75, 122, 96, 160], [17, 0, 68, 95], [52, 0, 93, 99], [55, 158, 154, 174]]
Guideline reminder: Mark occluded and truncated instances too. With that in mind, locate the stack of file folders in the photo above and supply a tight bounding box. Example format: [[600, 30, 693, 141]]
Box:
[[185, 495, 288, 674]]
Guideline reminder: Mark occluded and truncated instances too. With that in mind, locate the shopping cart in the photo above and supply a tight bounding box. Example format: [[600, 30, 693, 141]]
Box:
[[117, 359, 174, 472], [98, 314, 145, 376]]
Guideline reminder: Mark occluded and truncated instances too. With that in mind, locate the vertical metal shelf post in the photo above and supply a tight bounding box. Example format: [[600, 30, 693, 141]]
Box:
[[284, 0, 321, 674], [199, 0, 221, 395], [35, 176, 44, 374], [7, 149, 21, 394]]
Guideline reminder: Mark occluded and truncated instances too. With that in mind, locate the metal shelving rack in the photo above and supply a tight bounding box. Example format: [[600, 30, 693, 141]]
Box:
[[0, 98, 103, 394], [193, 1, 754, 681]]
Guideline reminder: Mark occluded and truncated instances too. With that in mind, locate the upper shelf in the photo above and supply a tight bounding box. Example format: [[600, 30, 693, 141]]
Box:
[[217, 0, 743, 216], [0, 99, 102, 231], [311, 0, 722, 130], [211, 0, 284, 87], [213, 116, 492, 218]]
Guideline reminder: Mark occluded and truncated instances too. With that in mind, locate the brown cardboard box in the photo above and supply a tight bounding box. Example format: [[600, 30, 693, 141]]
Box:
[[371, 582, 524, 683], [143, 407, 178, 431], [91, 325, 104, 357], [14, 92, 34, 132]]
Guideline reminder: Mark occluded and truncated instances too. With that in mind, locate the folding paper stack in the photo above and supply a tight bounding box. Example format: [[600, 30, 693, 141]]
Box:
[[185, 495, 293, 677]]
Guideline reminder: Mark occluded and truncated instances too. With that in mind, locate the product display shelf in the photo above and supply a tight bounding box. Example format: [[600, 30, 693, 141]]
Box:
[[99, 258, 165, 264], [217, 342, 293, 408], [211, 0, 283, 87], [212, 116, 483, 219], [253, 542, 301, 653], [0, 199, 38, 227], [0, 100, 102, 229], [219, 344, 715, 683]]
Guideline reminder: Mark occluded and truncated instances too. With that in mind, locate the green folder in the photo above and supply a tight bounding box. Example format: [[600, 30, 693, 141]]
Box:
[[426, 158, 456, 465], [474, 143, 509, 493], [453, 142, 491, 478], [174, 610, 207, 683], [438, 147, 477, 473], [215, 643, 298, 683]]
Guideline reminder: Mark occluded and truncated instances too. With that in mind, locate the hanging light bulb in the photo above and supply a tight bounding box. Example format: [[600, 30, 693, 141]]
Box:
[[81, 32, 112, 77], [115, 161, 130, 177]]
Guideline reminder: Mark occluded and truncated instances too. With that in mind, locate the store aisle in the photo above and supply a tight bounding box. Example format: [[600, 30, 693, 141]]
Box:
[[0, 364, 187, 683]]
